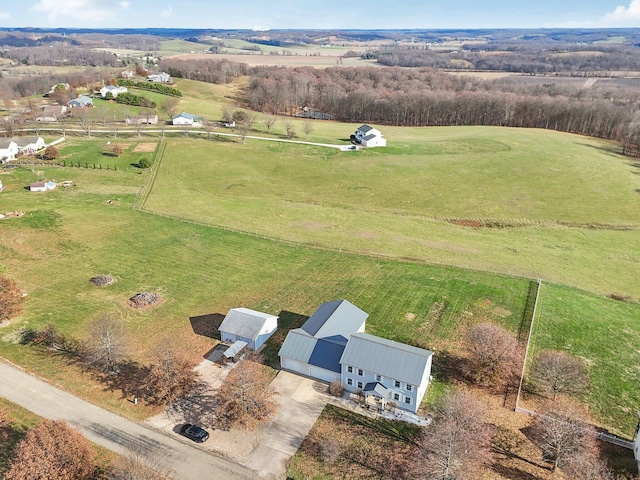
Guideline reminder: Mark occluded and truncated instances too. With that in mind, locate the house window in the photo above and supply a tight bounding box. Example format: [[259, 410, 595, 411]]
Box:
[[404, 397, 411, 405], [406, 384, 412, 391], [358, 369, 364, 376], [347, 378, 353, 386], [376, 374, 382, 382], [357, 381, 363, 389], [394, 380, 401, 388], [393, 393, 400, 401], [347, 366, 353, 373]]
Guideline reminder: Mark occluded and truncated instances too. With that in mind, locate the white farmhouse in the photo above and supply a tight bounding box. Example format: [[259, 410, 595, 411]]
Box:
[[0, 139, 19, 163], [172, 112, 203, 127], [279, 299, 433, 414], [100, 85, 128, 99], [353, 124, 387, 147]]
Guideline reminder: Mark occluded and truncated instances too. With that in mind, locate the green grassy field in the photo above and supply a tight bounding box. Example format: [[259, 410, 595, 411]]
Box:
[[2, 79, 640, 436], [140, 130, 640, 297], [0, 156, 532, 416], [527, 282, 640, 436]]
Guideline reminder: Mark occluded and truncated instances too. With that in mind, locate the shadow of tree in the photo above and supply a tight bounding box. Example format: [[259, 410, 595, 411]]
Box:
[[189, 313, 224, 340], [431, 350, 470, 386], [492, 462, 546, 480], [167, 381, 217, 427], [96, 360, 150, 400]]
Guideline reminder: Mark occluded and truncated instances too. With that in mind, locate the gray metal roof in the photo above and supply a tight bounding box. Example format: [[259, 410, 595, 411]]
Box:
[[219, 308, 277, 341], [223, 340, 248, 358], [357, 124, 374, 133], [13, 137, 40, 147], [340, 333, 433, 386], [362, 133, 379, 141], [300, 300, 368, 338], [278, 329, 347, 373], [0, 139, 16, 148], [278, 329, 316, 362]]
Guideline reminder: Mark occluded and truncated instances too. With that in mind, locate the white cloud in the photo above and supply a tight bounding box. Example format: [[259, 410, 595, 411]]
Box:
[[602, 0, 640, 25], [159, 6, 172, 18], [119, 1, 131, 9], [0, 12, 11, 21], [31, 0, 112, 23]]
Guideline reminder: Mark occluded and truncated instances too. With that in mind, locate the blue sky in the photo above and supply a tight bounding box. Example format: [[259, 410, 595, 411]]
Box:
[[0, 0, 639, 29]]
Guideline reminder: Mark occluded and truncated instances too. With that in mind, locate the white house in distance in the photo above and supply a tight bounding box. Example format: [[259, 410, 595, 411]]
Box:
[[0, 137, 45, 162], [16, 137, 46, 156], [36, 105, 67, 122], [100, 85, 128, 99], [218, 307, 279, 351], [279, 300, 433, 413], [148, 72, 171, 83], [172, 112, 203, 127], [67, 96, 94, 108], [0, 139, 19, 163], [353, 124, 387, 147]]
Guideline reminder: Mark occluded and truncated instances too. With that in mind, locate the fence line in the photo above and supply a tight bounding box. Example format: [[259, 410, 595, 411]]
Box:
[[515, 278, 542, 412]]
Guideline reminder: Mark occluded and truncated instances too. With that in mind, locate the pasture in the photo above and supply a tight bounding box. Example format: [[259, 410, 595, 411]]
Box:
[[141, 128, 640, 297], [0, 158, 530, 419], [1, 116, 639, 435]]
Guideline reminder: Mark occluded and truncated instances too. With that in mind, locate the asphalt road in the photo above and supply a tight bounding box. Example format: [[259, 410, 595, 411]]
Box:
[[0, 360, 258, 480]]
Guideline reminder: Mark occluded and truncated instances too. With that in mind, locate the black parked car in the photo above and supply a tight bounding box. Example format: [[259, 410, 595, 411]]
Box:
[[179, 424, 209, 443]]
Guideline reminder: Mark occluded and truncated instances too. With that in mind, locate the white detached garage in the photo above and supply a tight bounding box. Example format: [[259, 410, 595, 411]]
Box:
[[218, 308, 278, 351]]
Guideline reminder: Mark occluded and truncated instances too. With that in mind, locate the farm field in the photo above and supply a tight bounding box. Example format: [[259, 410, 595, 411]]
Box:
[[0, 128, 638, 435], [0, 156, 530, 417], [526, 282, 640, 436], [141, 128, 640, 297]]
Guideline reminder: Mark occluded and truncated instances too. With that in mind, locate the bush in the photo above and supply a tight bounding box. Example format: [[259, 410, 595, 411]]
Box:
[[138, 157, 151, 169], [42, 145, 59, 161], [328, 380, 344, 397]]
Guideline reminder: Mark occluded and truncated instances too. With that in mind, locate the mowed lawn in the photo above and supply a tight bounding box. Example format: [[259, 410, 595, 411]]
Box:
[[141, 130, 640, 296], [527, 282, 640, 437], [0, 160, 529, 419]]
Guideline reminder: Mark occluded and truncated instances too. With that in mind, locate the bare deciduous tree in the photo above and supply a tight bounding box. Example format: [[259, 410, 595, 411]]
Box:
[[5, 420, 96, 480], [281, 119, 296, 139], [214, 360, 276, 431], [145, 341, 200, 405], [530, 399, 597, 472], [303, 120, 314, 139], [0, 274, 24, 321], [530, 350, 589, 400], [73, 108, 95, 138], [262, 114, 277, 134], [415, 390, 492, 480], [160, 98, 179, 120], [235, 113, 256, 144], [464, 322, 519, 385], [84, 313, 128, 374]]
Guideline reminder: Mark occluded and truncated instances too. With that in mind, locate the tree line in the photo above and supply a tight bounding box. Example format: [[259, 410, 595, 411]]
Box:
[[370, 44, 640, 74], [245, 65, 640, 154], [117, 79, 183, 97]]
